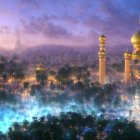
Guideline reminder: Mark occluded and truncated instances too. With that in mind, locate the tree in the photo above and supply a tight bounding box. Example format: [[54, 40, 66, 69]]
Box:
[[84, 115, 95, 127], [84, 131, 97, 140], [22, 120, 29, 129], [2, 73, 8, 82], [0, 90, 17, 104], [36, 70, 47, 86], [14, 70, 24, 81], [67, 128, 78, 140], [108, 120, 140, 140], [23, 82, 29, 89], [8, 122, 25, 140], [56, 67, 71, 85], [49, 70, 56, 76], [7, 60, 17, 76], [97, 119, 108, 132], [75, 81, 85, 90], [113, 96, 121, 108], [0, 63, 5, 73], [127, 86, 137, 95]]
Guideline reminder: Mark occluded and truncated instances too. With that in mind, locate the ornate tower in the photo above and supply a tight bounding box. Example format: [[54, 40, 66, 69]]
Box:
[[98, 30, 106, 85], [130, 28, 140, 80], [124, 17, 140, 82], [124, 50, 131, 83], [131, 29, 140, 61]]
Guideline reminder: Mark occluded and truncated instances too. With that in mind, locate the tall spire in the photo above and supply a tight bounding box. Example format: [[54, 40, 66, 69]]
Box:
[[98, 31, 106, 85], [15, 29, 21, 50]]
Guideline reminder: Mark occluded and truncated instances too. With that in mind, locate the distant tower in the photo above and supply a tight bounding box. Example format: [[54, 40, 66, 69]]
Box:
[[123, 16, 140, 83], [15, 35, 21, 50], [98, 30, 106, 85], [15, 30, 22, 51], [36, 64, 45, 84], [134, 93, 139, 109], [124, 50, 131, 83]]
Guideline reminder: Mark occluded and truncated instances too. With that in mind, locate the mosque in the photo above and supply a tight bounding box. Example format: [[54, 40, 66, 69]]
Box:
[[98, 27, 140, 85]]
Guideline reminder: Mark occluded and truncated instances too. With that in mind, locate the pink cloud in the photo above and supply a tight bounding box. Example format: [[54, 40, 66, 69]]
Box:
[[0, 9, 13, 17], [20, 16, 73, 39]]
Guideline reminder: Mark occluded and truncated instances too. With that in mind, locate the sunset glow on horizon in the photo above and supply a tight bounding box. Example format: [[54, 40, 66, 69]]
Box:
[[0, 0, 139, 50]]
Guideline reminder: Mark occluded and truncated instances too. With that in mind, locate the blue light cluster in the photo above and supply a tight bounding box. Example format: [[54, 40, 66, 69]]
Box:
[[0, 95, 138, 133], [0, 97, 97, 133]]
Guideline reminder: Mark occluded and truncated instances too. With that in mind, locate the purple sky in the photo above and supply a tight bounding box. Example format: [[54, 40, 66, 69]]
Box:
[[0, 0, 139, 50]]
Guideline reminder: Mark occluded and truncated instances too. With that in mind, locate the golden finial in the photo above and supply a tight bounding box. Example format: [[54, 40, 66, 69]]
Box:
[[99, 29, 106, 40], [124, 49, 131, 56]]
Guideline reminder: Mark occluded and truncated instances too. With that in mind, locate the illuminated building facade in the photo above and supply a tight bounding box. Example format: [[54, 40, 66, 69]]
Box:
[[98, 27, 140, 84], [98, 31, 106, 85], [36, 64, 45, 71], [124, 29, 140, 83], [36, 64, 46, 84], [124, 50, 131, 83]]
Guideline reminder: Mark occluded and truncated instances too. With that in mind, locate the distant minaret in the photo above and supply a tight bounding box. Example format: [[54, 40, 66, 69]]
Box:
[[15, 30, 21, 50], [124, 50, 131, 83], [98, 30, 106, 85]]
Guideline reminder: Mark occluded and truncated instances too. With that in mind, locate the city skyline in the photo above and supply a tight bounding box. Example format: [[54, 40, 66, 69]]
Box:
[[0, 1, 140, 139]]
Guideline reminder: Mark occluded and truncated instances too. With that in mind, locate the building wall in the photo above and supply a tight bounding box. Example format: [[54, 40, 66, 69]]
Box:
[[99, 56, 106, 84]]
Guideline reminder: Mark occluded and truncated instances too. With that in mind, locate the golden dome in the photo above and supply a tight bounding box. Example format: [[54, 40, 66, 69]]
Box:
[[131, 29, 140, 45], [124, 49, 131, 56], [99, 30, 106, 41], [36, 64, 45, 71]]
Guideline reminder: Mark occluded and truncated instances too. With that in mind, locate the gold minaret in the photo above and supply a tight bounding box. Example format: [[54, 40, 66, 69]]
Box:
[[124, 50, 131, 83], [124, 16, 140, 82], [98, 30, 106, 85]]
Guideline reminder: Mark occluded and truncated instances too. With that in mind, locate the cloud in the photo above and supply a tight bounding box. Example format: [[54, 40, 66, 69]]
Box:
[[20, 16, 73, 39], [19, 0, 40, 10], [61, 16, 80, 25], [0, 26, 11, 34], [0, 0, 138, 50], [18, 0, 41, 17], [0, 9, 13, 17], [82, 0, 139, 47]]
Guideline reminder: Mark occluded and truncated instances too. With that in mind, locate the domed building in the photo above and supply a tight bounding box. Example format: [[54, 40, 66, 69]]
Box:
[[97, 28, 140, 85], [36, 64, 45, 71], [131, 30, 140, 61], [124, 29, 140, 83]]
